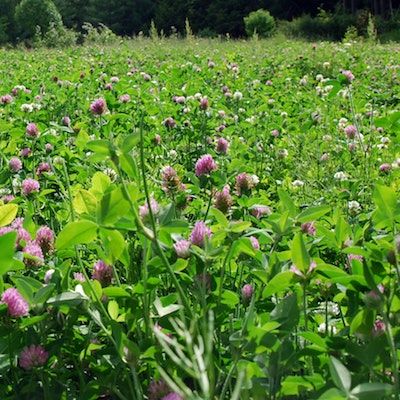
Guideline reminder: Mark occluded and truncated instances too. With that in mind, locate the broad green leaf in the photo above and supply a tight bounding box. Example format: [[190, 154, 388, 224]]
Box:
[[98, 188, 129, 225], [372, 184, 399, 228], [108, 300, 119, 320], [0, 232, 17, 276], [329, 356, 351, 394], [56, 220, 98, 250], [270, 293, 299, 331], [102, 286, 130, 298], [350, 383, 393, 400], [0, 204, 18, 227], [291, 232, 310, 273], [262, 271, 294, 298], [317, 388, 346, 400], [297, 205, 330, 223], [73, 189, 97, 215], [86, 139, 112, 156], [221, 290, 240, 308]]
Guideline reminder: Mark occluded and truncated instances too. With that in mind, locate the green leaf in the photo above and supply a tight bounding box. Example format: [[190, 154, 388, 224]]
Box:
[[221, 290, 240, 308], [98, 188, 130, 226], [56, 220, 98, 250], [372, 184, 399, 228], [350, 383, 393, 400], [99, 228, 126, 260], [121, 133, 139, 153], [229, 221, 251, 233], [329, 356, 351, 394], [47, 291, 88, 306], [317, 388, 346, 400], [291, 232, 310, 273], [73, 189, 97, 215], [0, 232, 17, 276], [20, 315, 48, 328], [210, 208, 229, 228], [119, 153, 139, 182], [33, 284, 56, 305], [102, 286, 130, 298], [108, 300, 119, 320], [270, 293, 299, 331], [86, 140, 112, 156], [278, 189, 297, 217], [262, 271, 294, 298], [0, 204, 18, 227], [297, 205, 330, 223]]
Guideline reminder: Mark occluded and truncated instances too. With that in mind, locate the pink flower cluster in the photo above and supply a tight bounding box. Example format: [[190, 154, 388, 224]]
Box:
[[1, 288, 29, 317], [92, 260, 113, 287], [195, 154, 217, 177], [190, 221, 212, 247], [19, 345, 48, 370]]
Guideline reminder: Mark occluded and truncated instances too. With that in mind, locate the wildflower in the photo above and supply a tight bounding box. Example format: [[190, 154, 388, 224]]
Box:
[[250, 236, 260, 250], [235, 172, 254, 195], [1, 288, 29, 317], [292, 180, 304, 187], [320, 153, 330, 162], [153, 134, 161, 145], [21, 178, 40, 196], [44, 269, 55, 284], [200, 97, 209, 110], [334, 171, 347, 181], [24, 242, 44, 267], [36, 162, 51, 176], [233, 91, 243, 101], [216, 137, 229, 154], [317, 322, 337, 335], [163, 117, 176, 128], [62, 116, 71, 126], [20, 148, 32, 158], [19, 345, 48, 370], [9, 157, 22, 173], [195, 154, 217, 177], [342, 70, 355, 82], [173, 240, 191, 259], [348, 200, 361, 214], [161, 166, 185, 194], [190, 221, 212, 247], [45, 143, 53, 153], [161, 393, 183, 400], [148, 379, 170, 400], [26, 123, 39, 138], [139, 198, 160, 220], [301, 222, 316, 236], [379, 163, 391, 173], [251, 205, 271, 219], [344, 125, 357, 139], [90, 98, 107, 115], [241, 284, 254, 301], [73, 272, 86, 282], [214, 185, 233, 213], [119, 94, 130, 103], [92, 260, 113, 287], [35, 226, 54, 255], [372, 320, 385, 337], [0, 94, 12, 104]]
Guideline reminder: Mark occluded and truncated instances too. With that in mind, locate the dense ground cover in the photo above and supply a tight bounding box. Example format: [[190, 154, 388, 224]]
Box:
[[0, 38, 399, 399]]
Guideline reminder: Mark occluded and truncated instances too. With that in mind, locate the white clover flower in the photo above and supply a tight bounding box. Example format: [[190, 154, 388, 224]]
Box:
[[103, 168, 118, 182], [323, 62, 331, 68], [292, 180, 304, 187], [251, 175, 260, 185], [316, 74, 324, 82], [334, 171, 347, 181], [318, 322, 337, 335], [348, 200, 361, 214], [233, 91, 243, 101], [322, 134, 332, 141], [21, 103, 34, 113], [281, 111, 288, 118], [381, 137, 390, 144], [278, 149, 289, 158], [169, 150, 177, 159]]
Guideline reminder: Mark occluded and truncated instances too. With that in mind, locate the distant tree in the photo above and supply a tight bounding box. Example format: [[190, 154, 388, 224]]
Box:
[[15, 0, 62, 39], [244, 9, 275, 37], [0, 0, 19, 43]]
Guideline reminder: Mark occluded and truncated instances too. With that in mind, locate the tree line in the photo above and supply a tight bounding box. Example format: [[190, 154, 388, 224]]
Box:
[[1, 0, 400, 43]]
